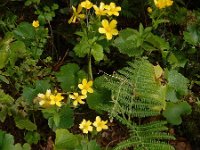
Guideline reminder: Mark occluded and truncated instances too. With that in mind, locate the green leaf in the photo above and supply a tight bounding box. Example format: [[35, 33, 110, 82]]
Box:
[[55, 63, 82, 91], [113, 28, 143, 57], [163, 102, 192, 125], [42, 106, 74, 130], [145, 34, 169, 51], [0, 32, 14, 69], [22, 87, 38, 104], [0, 74, 9, 84], [167, 70, 189, 96], [58, 106, 74, 129], [87, 90, 111, 112], [91, 43, 104, 61], [0, 130, 15, 150], [14, 143, 31, 150], [35, 79, 51, 93], [78, 140, 101, 150], [9, 41, 27, 66], [55, 129, 81, 150], [24, 131, 40, 145], [183, 24, 200, 46], [13, 22, 35, 40], [166, 86, 178, 102], [22, 79, 51, 103], [73, 39, 90, 57], [14, 117, 37, 131], [168, 52, 188, 68]]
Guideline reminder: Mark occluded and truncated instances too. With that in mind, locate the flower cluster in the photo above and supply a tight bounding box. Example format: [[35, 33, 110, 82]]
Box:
[[69, 78, 93, 107], [154, 0, 173, 9], [37, 89, 64, 107], [79, 116, 108, 134], [68, 0, 121, 40]]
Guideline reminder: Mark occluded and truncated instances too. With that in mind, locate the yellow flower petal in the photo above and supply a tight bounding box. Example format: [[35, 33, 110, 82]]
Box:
[[82, 79, 87, 85], [98, 28, 106, 33], [87, 88, 94, 93], [110, 20, 117, 28], [81, 89, 87, 95], [106, 33, 113, 40], [102, 19, 109, 28]]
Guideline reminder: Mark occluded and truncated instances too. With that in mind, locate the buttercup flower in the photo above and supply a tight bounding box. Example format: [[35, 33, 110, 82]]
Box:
[[69, 92, 87, 106], [93, 2, 107, 16], [49, 92, 64, 107], [78, 79, 94, 95], [93, 116, 108, 132], [98, 19, 118, 40], [79, 119, 93, 133], [37, 89, 51, 107], [81, 0, 93, 9], [104, 2, 121, 16], [32, 20, 39, 28], [68, 4, 86, 24], [147, 7, 153, 13], [154, 0, 173, 9]]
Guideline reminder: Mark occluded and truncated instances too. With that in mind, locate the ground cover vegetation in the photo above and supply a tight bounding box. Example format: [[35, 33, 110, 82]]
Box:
[[0, 0, 200, 149]]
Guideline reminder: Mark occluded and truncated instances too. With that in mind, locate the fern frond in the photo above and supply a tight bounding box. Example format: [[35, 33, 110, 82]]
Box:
[[100, 58, 174, 150]]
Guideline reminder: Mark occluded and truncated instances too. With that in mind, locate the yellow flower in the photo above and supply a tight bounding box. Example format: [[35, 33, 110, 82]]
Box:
[[147, 7, 153, 13], [93, 116, 108, 132], [93, 2, 107, 16], [98, 19, 118, 40], [79, 119, 93, 134], [154, 0, 173, 9], [32, 20, 39, 28], [68, 4, 86, 24], [37, 89, 51, 107], [78, 79, 94, 95], [69, 92, 87, 106], [81, 0, 93, 9], [50, 92, 64, 107], [104, 2, 121, 16]]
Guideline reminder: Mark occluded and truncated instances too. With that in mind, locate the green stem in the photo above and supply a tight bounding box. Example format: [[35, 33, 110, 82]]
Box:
[[88, 50, 93, 80]]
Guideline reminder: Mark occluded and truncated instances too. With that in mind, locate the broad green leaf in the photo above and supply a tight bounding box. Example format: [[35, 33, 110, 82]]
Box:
[[35, 79, 51, 93], [55, 129, 81, 150], [14, 143, 31, 150], [14, 117, 37, 131], [163, 102, 192, 125], [166, 86, 178, 102], [113, 28, 143, 57], [168, 52, 188, 68], [13, 22, 35, 40], [42, 106, 74, 130], [22, 79, 51, 103], [0, 130, 15, 150], [55, 63, 82, 91], [73, 39, 90, 57], [9, 41, 26, 66], [183, 24, 199, 46], [24, 131, 40, 145], [58, 106, 74, 129], [22, 87, 38, 104], [87, 90, 111, 112], [167, 70, 189, 96], [77, 140, 101, 150], [91, 43, 104, 61], [145, 34, 169, 51]]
